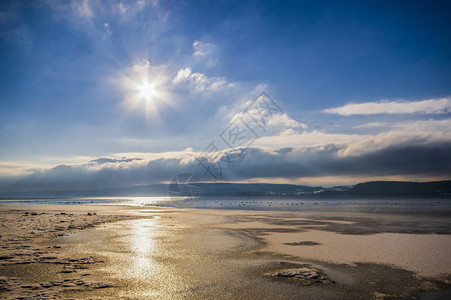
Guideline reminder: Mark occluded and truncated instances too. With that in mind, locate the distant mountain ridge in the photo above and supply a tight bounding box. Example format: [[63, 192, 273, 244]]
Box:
[[335, 180, 451, 196], [0, 180, 450, 199], [0, 183, 321, 198]]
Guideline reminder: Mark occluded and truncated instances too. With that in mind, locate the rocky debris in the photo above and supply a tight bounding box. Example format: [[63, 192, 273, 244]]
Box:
[[284, 241, 322, 246], [268, 267, 334, 286]]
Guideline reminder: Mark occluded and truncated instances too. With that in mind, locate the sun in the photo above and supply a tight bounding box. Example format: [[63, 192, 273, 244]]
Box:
[[137, 81, 155, 101], [119, 60, 173, 121]]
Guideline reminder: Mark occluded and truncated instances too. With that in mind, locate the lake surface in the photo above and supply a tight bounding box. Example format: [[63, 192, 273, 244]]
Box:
[[1, 196, 450, 216]]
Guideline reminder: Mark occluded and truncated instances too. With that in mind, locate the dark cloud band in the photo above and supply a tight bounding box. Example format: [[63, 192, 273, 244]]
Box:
[[1, 141, 450, 193]]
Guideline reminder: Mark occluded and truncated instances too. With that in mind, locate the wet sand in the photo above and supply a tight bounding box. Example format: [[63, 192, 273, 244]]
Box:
[[0, 204, 450, 299]]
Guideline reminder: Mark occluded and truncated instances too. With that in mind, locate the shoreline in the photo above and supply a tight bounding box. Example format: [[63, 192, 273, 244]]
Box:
[[0, 204, 450, 299]]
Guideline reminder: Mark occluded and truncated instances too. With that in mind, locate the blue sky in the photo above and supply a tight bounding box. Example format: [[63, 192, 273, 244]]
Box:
[[0, 0, 450, 191]]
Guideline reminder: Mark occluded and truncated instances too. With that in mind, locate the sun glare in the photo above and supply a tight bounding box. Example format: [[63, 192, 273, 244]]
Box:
[[137, 81, 155, 101], [120, 61, 172, 121]]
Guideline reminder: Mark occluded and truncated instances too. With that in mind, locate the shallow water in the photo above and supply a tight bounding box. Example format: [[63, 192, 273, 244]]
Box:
[[1, 196, 450, 215], [54, 208, 451, 299], [57, 216, 289, 299]]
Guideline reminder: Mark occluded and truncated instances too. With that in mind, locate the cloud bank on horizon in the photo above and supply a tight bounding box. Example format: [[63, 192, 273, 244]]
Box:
[[1, 105, 450, 192], [0, 0, 450, 192]]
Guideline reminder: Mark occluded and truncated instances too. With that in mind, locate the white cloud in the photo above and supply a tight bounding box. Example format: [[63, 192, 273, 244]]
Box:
[[392, 118, 451, 132], [266, 113, 307, 130], [253, 118, 451, 156], [228, 110, 307, 138], [173, 67, 192, 82], [0, 162, 44, 177], [353, 122, 390, 129], [353, 119, 451, 132], [324, 97, 451, 115], [254, 130, 369, 148], [173, 67, 230, 92], [338, 119, 451, 156]]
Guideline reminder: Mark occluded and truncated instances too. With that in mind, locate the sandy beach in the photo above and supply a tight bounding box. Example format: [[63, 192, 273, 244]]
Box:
[[0, 204, 450, 299]]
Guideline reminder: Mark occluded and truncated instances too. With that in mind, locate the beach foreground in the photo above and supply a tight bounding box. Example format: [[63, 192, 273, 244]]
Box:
[[0, 204, 450, 299]]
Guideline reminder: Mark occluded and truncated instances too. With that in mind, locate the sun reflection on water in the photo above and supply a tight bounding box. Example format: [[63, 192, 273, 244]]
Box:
[[126, 218, 159, 279], [104, 196, 192, 207]]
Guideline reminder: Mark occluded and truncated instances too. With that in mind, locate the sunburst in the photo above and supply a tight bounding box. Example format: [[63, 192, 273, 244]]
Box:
[[120, 61, 172, 121]]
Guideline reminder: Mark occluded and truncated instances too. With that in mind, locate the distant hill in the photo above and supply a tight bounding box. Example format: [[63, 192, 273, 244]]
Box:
[[0, 180, 450, 199], [0, 183, 321, 198], [334, 180, 451, 197]]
